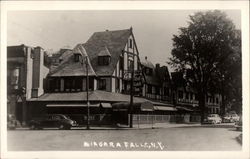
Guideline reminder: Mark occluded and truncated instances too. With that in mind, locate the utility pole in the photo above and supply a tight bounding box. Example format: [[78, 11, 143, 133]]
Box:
[[129, 60, 134, 128], [85, 56, 90, 130]]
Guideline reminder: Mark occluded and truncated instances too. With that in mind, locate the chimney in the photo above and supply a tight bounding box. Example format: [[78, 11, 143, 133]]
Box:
[[106, 29, 109, 32], [31, 46, 45, 98], [145, 56, 147, 60], [156, 63, 160, 68]]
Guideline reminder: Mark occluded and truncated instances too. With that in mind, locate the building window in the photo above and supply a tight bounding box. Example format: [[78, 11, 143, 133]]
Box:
[[88, 78, 94, 90], [98, 56, 110, 65], [216, 97, 219, 104], [178, 90, 183, 99], [128, 59, 134, 71], [10, 68, 20, 89], [115, 78, 120, 91], [65, 78, 71, 91], [145, 68, 153, 76], [74, 54, 80, 62], [98, 79, 106, 90], [74, 77, 82, 91], [50, 78, 60, 92], [147, 85, 152, 94], [129, 39, 133, 48]]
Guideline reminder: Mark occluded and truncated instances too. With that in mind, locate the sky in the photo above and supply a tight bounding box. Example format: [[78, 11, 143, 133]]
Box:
[[7, 10, 241, 70]]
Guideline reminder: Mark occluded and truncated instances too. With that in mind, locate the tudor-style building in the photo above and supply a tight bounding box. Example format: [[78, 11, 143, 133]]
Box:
[[9, 28, 222, 126], [171, 71, 222, 114], [45, 28, 140, 94]]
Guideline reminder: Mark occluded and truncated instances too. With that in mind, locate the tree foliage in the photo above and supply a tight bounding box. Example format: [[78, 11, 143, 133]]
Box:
[[169, 10, 241, 120]]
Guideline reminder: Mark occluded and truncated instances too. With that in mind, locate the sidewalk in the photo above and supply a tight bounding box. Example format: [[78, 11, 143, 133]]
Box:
[[12, 122, 235, 130]]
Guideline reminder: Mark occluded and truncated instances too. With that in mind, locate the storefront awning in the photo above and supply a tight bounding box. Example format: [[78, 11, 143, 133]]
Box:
[[100, 103, 112, 108], [141, 101, 154, 111], [176, 106, 194, 111], [154, 106, 177, 111], [46, 104, 100, 107]]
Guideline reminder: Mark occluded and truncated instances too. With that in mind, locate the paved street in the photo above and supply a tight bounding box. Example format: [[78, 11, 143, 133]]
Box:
[[7, 124, 242, 151]]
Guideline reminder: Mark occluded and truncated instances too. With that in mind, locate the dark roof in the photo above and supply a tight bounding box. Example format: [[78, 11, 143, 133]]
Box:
[[49, 45, 96, 77], [27, 90, 149, 103], [7, 45, 27, 58], [27, 90, 174, 107], [83, 29, 132, 76]]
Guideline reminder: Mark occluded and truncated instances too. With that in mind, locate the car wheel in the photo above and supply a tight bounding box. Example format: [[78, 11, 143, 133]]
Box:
[[59, 124, 65, 130], [65, 126, 71, 130]]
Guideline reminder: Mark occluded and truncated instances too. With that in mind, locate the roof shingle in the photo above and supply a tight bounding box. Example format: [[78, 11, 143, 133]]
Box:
[[83, 29, 132, 76]]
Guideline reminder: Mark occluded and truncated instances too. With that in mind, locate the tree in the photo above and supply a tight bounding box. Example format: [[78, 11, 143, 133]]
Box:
[[169, 10, 240, 123]]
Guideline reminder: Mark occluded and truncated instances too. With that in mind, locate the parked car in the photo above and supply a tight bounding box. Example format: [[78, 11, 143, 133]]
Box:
[[29, 114, 78, 130], [7, 114, 18, 130], [203, 114, 222, 124], [235, 115, 242, 131], [223, 114, 240, 123]]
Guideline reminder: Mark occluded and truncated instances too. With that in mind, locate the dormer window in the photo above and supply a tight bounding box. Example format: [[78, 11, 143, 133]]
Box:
[[98, 46, 111, 66], [74, 53, 81, 62], [98, 56, 110, 65]]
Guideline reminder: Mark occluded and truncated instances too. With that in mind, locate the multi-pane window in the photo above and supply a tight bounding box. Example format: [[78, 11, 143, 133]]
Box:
[[98, 56, 110, 65], [98, 79, 106, 90], [50, 78, 60, 92], [65, 78, 71, 91]]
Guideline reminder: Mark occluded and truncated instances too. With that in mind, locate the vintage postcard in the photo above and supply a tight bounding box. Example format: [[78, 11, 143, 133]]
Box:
[[0, 1, 249, 159]]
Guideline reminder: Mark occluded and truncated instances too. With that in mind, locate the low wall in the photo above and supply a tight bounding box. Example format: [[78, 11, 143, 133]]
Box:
[[132, 114, 201, 124]]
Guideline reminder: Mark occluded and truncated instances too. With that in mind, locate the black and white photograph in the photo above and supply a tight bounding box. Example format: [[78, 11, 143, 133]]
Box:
[[0, 1, 249, 159]]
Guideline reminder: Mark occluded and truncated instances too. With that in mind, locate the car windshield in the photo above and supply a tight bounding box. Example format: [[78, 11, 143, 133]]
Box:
[[58, 115, 70, 119]]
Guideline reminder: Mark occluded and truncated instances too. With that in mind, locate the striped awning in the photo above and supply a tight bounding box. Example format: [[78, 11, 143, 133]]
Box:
[[154, 106, 177, 111], [100, 103, 112, 108], [141, 101, 154, 111]]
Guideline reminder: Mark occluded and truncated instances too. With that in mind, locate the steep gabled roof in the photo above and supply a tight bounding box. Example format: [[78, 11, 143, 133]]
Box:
[[83, 29, 132, 76], [49, 44, 96, 77]]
